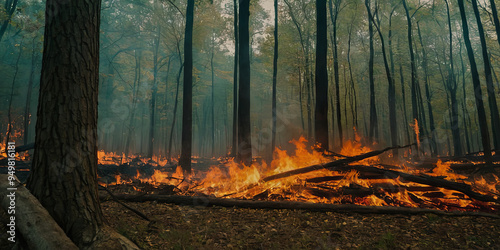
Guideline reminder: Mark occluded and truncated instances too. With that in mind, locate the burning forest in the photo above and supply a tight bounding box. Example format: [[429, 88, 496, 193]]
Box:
[[1, 0, 500, 248]]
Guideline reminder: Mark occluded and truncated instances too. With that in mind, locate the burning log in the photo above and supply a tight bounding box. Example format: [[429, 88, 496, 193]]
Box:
[[262, 144, 414, 183], [0, 174, 78, 249], [107, 194, 500, 218]]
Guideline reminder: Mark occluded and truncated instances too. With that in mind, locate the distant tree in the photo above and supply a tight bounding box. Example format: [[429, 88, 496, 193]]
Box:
[[315, 0, 329, 150], [237, 0, 252, 165], [271, 0, 278, 155], [457, 0, 492, 163], [180, 0, 195, 173], [231, 0, 238, 157], [470, 0, 500, 150], [328, 0, 342, 149], [365, 0, 378, 143]]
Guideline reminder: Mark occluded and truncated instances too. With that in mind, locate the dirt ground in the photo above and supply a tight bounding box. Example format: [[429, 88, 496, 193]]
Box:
[[1, 200, 499, 249], [101, 201, 499, 249]]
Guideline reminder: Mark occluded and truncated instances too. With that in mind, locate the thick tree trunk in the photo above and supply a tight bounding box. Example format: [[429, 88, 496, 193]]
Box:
[[315, 0, 329, 150], [25, 0, 109, 247], [457, 0, 492, 164], [237, 0, 252, 165], [180, 0, 194, 173]]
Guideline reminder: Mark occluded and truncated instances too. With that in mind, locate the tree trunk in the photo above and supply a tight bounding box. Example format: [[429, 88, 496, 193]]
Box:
[[231, 0, 238, 157], [470, 0, 500, 150], [402, 0, 420, 152], [180, 0, 195, 173], [366, 0, 378, 143], [271, 0, 278, 155], [26, 0, 106, 247], [315, 0, 329, 150], [167, 54, 183, 162], [366, 3, 398, 158], [124, 50, 141, 155], [148, 26, 161, 158], [416, 22, 438, 156], [457, 0, 492, 164], [237, 0, 252, 165], [329, 0, 342, 149]]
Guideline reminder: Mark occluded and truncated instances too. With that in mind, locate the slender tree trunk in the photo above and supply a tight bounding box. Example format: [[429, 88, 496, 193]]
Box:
[[124, 50, 141, 155], [167, 55, 183, 162], [232, 0, 238, 157], [402, 0, 420, 151], [457, 0, 492, 163], [211, 35, 216, 157], [459, 42, 471, 154], [315, 0, 329, 150], [26, 0, 106, 247], [298, 66, 305, 131], [399, 62, 411, 145], [180, 0, 194, 173], [329, 0, 342, 149], [470, 0, 500, 150], [237, 0, 252, 165], [347, 22, 358, 130], [148, 26, 161, 158], [366, 0, 378, 143], [416, 22, 438, 156], [271, 0, 278, 155], [366, 3, 397, 157]]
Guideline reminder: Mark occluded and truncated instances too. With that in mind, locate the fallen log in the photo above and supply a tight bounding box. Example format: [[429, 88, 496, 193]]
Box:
[[107, 194, 500, 218], [0, 174, 78, 249], [261, 162, 499, 204]]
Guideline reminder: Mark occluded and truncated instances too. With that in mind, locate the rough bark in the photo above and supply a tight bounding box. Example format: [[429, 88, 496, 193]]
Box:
[[25, 0, 120, 247], [231, 0, 238, 157]]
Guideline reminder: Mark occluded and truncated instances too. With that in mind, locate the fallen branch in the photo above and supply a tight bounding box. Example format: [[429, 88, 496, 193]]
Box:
[[0, 174, 78, 249], [107, 194, 500, 219], [98, 185, 150, 221], [262, 143, 415, 183]]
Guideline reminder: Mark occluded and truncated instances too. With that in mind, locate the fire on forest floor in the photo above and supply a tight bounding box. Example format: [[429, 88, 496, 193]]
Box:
[[97, 136, 500, 214]]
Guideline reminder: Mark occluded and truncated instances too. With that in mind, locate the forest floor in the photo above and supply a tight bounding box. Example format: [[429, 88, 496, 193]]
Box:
[[0, 195, 499, 249], [100, 201, 499, 250]]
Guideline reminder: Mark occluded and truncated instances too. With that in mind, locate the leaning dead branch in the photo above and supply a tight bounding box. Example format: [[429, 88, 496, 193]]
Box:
[[98, 185, 150, 221], [108, 194, 500, 219]]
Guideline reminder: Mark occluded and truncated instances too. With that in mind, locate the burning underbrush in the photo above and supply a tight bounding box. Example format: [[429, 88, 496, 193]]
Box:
[[97, 136, 500, 214]]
